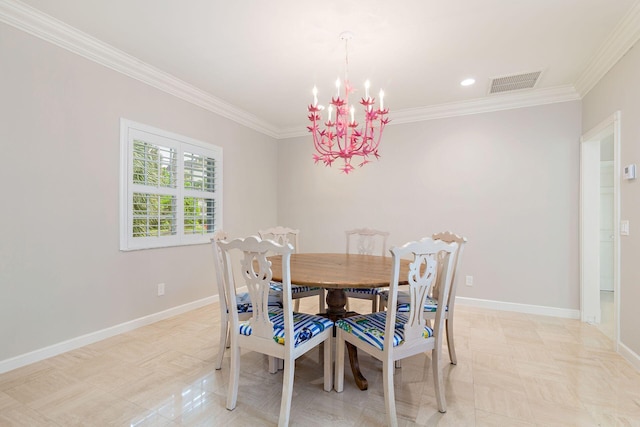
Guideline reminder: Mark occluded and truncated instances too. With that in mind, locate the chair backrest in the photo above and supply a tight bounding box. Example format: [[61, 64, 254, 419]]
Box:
[[345, 228, 390, 257], [212, 230, 230, 311], [385, 238, 459, 352], [431, 231, 467, 302], [217, 236, 295, 348], [258, 226, 300, 254]]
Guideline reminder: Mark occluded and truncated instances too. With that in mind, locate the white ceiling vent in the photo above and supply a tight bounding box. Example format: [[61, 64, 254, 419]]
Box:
[[489, 71, 542, 94]]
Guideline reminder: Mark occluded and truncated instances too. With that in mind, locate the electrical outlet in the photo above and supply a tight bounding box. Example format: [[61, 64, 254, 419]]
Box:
[[465, 275, 473, 287], [157, 283, 165, 296]]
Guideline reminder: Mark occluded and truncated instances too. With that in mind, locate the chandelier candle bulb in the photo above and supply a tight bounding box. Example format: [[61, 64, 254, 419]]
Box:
[[312, 86, 318, 106], [350, 105, 355, 123], [365, 80, 370, 99], [379, 90, 385, 110]]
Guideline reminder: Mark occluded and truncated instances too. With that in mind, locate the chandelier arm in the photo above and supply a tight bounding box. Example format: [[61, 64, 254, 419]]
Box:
[[310, 122, 336, 160], [309, 116, 324, 152], [313, 132, 336, 157], [370, 116, 387, 152], [349, 127, 366, 157], [347, 116, 371, 156], [349, 133, 364, 156], [311, 131, 326, 154], [311, 114, 330, 150], [335, 106, 348, 154], [342, 95, 349, 155]]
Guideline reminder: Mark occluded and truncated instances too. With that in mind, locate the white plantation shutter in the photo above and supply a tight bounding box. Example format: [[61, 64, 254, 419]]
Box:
[[120, 119, 223, 250], [183, 150, 217, 236]]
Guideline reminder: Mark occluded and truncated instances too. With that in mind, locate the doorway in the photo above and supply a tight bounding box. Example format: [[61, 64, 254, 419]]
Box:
[[580, 112, 620, 347]]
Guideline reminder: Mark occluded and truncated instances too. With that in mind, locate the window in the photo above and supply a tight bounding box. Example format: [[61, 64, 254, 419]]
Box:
[[120, 119, 222, 250]]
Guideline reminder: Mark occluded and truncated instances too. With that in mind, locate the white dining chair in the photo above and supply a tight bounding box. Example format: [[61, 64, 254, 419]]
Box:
[[218, 235, 333, 427], [426, 231, 467, 364], [211, 230, 282, 370], [380, 231, 467, 364], [259, 226, 325, 313], [335, 238, 459, 426], [344, 227, 390, 312]]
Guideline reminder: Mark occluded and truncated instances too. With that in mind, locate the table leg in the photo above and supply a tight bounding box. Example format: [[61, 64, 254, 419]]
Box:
[[325, 288, 348, 320], [346, 343, 368, 390], [325, 288, 368, 391]]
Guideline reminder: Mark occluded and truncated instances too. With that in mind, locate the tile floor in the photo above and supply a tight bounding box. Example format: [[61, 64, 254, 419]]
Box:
[[597, 290, 614, 341], [1, 298, 639, 426]]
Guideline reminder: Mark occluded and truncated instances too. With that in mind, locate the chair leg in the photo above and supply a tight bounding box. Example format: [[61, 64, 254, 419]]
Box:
[[446, 317, 457, 365], [334, 331, 345, 392], [383, 360, 398, 427], [215, 321, 228, 370], [432, 347, 447, 413], [318, 290, 326, 313], [268, 357, 278, 373], [323, 336, 332, 392], [278, 359, 295, 427], [294, 298, 300, 312], [371, 294, 378, 312], [226, 340, 241, 410]]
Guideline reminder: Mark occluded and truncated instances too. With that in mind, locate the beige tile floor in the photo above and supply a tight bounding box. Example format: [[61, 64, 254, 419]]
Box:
[[1, 298, 639, 426], [597, 290, 614, 341]]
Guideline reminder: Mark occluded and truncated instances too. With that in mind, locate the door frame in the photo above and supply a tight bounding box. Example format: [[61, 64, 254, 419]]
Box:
[[580, 111, 620, 347]]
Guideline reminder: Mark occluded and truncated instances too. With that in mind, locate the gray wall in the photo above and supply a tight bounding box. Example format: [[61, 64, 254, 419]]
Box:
[[278, 102, 581, 309], [0, 23, 278, 362], [582, 41, 640, 357]]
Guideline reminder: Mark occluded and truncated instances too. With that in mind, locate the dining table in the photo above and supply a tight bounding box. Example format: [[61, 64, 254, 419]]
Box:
[[269, 252, 410, 390]]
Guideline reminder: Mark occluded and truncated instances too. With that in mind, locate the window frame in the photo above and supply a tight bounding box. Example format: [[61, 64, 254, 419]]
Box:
[[120, 119, 223, 251]]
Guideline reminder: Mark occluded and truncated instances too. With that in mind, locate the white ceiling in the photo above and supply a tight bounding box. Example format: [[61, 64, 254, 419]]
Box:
[[5, 0, 640, 136]]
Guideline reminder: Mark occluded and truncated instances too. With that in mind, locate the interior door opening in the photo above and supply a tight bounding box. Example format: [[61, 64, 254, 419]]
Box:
[[580, 112, 620, 348]]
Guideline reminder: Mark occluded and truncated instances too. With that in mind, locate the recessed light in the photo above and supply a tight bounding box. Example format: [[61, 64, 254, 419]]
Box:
[[460, 78, 475, 86]]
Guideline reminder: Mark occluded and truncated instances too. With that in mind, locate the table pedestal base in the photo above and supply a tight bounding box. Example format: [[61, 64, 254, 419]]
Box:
[[324, 288, 368, 390]]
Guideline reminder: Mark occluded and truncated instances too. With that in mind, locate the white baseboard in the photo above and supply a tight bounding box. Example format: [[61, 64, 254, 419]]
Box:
[[455, 296, 581, 319], [619, 341, 640, 372], [0, 295, 218, 375]]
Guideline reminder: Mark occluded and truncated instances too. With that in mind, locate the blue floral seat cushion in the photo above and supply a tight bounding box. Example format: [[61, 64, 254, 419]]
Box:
[[335, 311, 433, 351], [379, 290, 445, 313], [269, 282, 322, 295], [235, 291, 283, 314], [238, 308, 334, 347]]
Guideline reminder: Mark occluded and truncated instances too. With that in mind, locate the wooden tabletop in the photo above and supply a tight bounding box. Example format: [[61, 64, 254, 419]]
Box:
[[268, 253, 409, 289]]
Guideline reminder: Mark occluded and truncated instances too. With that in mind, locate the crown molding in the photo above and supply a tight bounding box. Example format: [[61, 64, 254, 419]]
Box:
[[0, 0, 279, 138], [391, 85, 581, 125], [277, 127, 312, 140], [278, 85, 580, 139], [574, 0, 640, 97]]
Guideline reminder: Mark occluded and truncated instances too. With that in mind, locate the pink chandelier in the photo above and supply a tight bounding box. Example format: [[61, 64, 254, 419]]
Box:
[[307, 31, 390, 174]]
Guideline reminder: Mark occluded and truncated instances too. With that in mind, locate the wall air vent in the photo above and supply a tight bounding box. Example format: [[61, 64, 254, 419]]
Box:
[[489, 71, 542, 94]]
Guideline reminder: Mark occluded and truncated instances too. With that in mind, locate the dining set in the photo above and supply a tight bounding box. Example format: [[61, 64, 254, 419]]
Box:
[[211, 226, 467, 427]]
